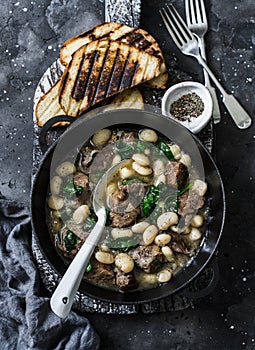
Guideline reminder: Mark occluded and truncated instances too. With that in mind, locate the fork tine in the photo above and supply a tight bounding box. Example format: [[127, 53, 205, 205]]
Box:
[[189, 0, 196, 24], [159, 8, 184, 48], [195, 0, 202, 23], [199, 0, 207, 24], [185, 0, 191, 25], [166, 4, 193, 42]]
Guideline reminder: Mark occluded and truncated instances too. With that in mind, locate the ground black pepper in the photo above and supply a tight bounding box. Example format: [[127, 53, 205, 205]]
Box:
[[170, 92, 205, 122]]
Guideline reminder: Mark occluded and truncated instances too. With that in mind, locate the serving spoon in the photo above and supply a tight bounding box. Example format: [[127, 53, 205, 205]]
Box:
[[50, 159, 130, 318]]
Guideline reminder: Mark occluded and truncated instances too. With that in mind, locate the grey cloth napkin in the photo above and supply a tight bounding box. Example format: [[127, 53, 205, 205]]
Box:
[[0, 201, 100, 350]]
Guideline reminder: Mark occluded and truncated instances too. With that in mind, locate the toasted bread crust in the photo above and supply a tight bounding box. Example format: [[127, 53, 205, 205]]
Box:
[[36, 79, 67, 127], [60, 22, 166, 69], [103, 88, 144, 111], [59, 39, 161, 116]]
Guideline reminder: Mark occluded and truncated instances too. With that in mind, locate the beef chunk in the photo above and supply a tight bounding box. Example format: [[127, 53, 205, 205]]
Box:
[[129, 245, 164, 273], [86, 258, 115, 285], [126, 182, 148, 206], [90, 145, 114, 173], [170, 233, 191, 255], [110, 207, 140, 228], [108, 130, 118, 144], [178, 191, 205, 217], [108, 189, 127, 210], [115, 269, 138, 291], [56, 226, 86, 260], [81, 146, 98, 171], [73, 172, 90, 204], [165, 161, 189, 189], [121, 131, 136, 142], [113, 182, 147, 210], [73, 172, 89, 188]]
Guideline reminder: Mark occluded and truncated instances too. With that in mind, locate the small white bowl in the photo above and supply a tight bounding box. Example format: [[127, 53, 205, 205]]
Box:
[[161, 81, 213, 134]]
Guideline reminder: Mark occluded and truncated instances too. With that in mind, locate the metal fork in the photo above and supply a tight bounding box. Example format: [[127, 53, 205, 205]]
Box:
[[160, 5, 252, 130], [185, 0, 221, 124]]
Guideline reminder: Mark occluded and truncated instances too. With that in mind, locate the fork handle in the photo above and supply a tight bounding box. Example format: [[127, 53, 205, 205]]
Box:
[[196, 55, 252, 129], [197, 37, 221, 124], [197, 37, 210, 87]]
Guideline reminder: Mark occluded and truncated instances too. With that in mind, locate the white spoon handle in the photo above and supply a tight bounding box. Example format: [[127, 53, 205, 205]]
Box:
[[50, 213, 106, 318]]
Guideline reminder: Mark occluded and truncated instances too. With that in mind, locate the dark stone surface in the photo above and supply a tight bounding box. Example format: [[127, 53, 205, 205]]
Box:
[[0, 0, 255, 349]]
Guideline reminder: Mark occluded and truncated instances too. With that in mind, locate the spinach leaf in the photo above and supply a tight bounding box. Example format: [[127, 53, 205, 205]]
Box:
[[122, 178, 144, 185], [114, 141, 134, 158], [157, 141, 175, 161], [106, 236, 140, 252], [115, 140, 147, 159], [64, 229, 79, 251], [83, 217, 97, 232], [141, 185, 160, 217], [63, 179, 83, 198], [164, 182, 193, 213], [85, 260, 92, 273]]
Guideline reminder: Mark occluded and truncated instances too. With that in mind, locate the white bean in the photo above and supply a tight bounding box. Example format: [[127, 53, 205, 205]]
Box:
[[143, 225, 158, 246], [155, 233, 171, 247], [180, 154, 191, 167], [72, 205, 90, 224], [153, 159, 165, 176], [92, 129, 111, 146], [107, 183, 117, 196], [132, 162, 152, 176], [95, 251, 115, 264], [120, 166, 135, 179], [111, 228, 133, 240], [192, 179, 207, 196], [161, 246, 175, 262], [139, 129, 158, 143], [48, 195, 64, 210], [142, 273, 157, 284], [131, 221, 150, 234], [170, 144, 181, 159], [111, 154, 121, 166], [50, 176, 62, 195], [157, 212, 179, 230], [170, 225, 190, 234], [191, 215, 204, 228], [154, 174, 166, 186], [183, 226, 191, 234], [52, 210, 61, 219], [189, 227, 202, 241], [157, 269, 172, 283], [115, 253, 134, 273], [132, 153, 150, 166], [56, 161, 76, 177]]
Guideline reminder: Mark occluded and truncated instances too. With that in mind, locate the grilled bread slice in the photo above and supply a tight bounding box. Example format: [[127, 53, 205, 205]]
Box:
[[60, 22, 128, 66], [59, 39, 161, 116], [103, 88, 144, 111], [60, 22, 167, 89], [36, 79, 66, 127]]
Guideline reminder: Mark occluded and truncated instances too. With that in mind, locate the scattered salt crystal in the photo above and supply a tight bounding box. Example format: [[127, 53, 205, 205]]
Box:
[[15, 2, 20, 5], [48, 45, 53, 50], [23, 8, 28, 12], [230, 325, 235, 329], [243, 277, 247, 282]]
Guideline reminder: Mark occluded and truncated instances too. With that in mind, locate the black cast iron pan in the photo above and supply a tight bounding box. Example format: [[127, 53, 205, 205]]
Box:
[[31, 109, 225, 304]]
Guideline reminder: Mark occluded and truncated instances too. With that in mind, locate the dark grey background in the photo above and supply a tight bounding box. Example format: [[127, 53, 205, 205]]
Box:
[[0, 0, 255, 349]]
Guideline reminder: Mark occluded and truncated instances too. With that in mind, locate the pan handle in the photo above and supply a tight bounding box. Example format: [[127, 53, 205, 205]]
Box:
[[183, 258, 220, 299], [39, 115, 75, 154]]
